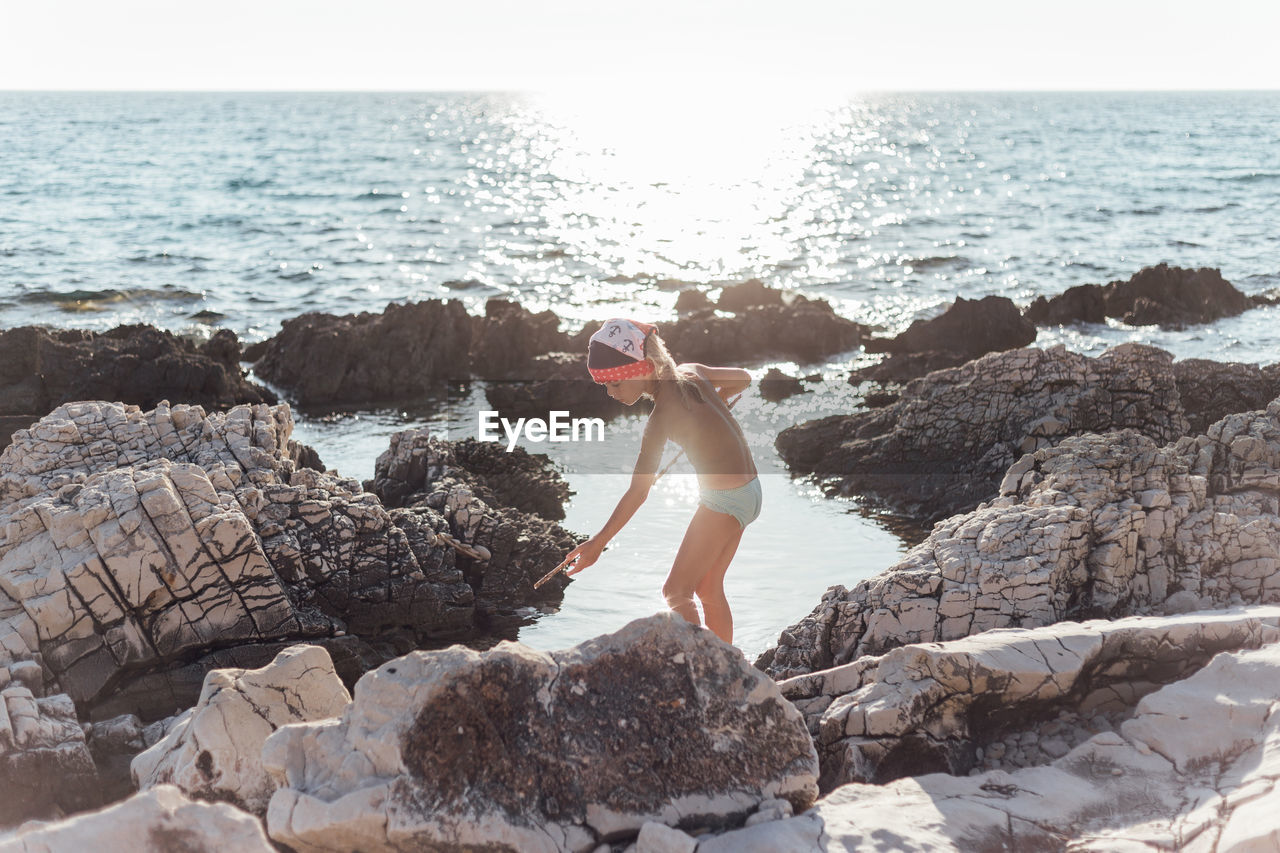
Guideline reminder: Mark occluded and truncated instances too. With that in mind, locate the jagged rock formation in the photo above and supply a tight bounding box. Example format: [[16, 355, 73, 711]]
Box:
[[776, 607, 1280, 793], [368, 433, 572, 522], [0, 401, 533, 721], [0, 683, 100, 824], [0, 784, 275, 852], [779, 344, 1189, 523], [262, 614, 818, 853], [366, 429, 581, 614], [720, 639, 1280, 851], [0, 325, 274, 450], [131, 645, 350, 815], [1026, 263, 1260, 328], [761, 398, 1280, 679], [860, 295, 1037, 382], [483, 351, 636, 421], [252, 299, 569, 406]]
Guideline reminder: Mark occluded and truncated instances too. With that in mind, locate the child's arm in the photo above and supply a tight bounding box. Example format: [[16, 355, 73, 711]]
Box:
[[683, 363, 751, 399], [563, 412, 666, 576]]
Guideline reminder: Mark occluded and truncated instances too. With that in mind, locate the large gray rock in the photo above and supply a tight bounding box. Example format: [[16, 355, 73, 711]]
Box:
[[778, 343, 1189, 523], [263, 614, 819, 853], [0, 784, 274, 852], [761, 398, 1280, 679], [131, 644, 350, 815], [0, 402, 479, 720], [778, 606, 1280, 792]]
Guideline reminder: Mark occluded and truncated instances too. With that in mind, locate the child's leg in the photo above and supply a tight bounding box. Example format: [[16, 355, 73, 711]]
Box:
[[695, 529, 743, 644], [663, 506, 741, 629]]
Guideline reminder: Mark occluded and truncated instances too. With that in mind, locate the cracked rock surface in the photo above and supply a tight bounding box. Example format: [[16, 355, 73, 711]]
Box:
[[0, 401, 484, 721], [263, 613, 819, 853], [777, 606, 1280, 793], [368, 429, 581, 615], [131, 644, 350, 815], [762, 397, 1280, 679], [0, 684, 100, 825], [0, 784, 274, 853], [779, 343, 1191, 523]]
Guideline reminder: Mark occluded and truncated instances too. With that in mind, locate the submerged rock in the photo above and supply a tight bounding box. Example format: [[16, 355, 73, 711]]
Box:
[[131, 644, 350, 815], [778, 606, 1280, 792], [761, 398, 1280, 679], [263, 614, 819, 853], [779, 344, 1189, 523], [0, 784, 274, 852], [759, 368, 805, 403], [1026, 263, 1259, 329]]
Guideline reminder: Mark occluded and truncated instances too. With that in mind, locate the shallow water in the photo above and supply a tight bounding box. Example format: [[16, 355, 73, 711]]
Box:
[[5, 91, 1279, 657]]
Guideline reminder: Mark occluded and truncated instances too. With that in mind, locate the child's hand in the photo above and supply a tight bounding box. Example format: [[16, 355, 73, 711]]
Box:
[[563, 537, 605, 576]]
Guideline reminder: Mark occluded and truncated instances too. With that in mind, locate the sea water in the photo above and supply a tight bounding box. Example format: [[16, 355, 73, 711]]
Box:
[[3, 91, 1278, 657]]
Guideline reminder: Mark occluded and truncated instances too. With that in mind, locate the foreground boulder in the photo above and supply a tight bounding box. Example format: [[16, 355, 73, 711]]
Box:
[[131, 645, 350, 815], [0, 401, 530, 720], [762, 398, 1280, 679], [263, 614, 819, 852], [0, 325, 273, 449], [0, 784, 274, 852], [779, 344, 1189, 523], [778, 606, 1280, 792], [1026, 263, 1260, 328]]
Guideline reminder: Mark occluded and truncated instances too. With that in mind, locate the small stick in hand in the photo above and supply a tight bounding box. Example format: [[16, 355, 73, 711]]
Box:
[[533, 555, 576, 590]]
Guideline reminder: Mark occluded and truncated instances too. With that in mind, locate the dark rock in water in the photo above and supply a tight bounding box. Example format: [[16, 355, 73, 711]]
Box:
[[263, 614, 819, 851], [675, 288, 712, 314], [759, 368, 805, 402], [469, 298, 571, 380], [863, 390, 899, 408], [867, 295, 1037, 358], [717, 277, 785, 312], [1025, 282, 1108, 326], [365, 429, 582, 617], [251, 300, 473, 406], [1174, 358, 1280, 434], [660, 296, 864, 364], [0, 324, 274, 419], [1027, 264, 1256, 329], [367, 433, 572, 522], [0, 689, 103, 824], [777, 344, 1189, 524], [484, 351, 634, 422], [849, 350, 971, 384]]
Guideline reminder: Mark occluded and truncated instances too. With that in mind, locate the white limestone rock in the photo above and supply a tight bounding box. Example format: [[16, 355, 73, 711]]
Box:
[[263, 614, 819, 853], [131, 644, 350, 814], [0, 784, 273, 852], [762, 398, 1280, 679], [778, 605, 1280, 791]]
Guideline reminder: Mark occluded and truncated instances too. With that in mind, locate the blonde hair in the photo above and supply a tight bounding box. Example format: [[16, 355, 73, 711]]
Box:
[[644, 332, 700, 406]]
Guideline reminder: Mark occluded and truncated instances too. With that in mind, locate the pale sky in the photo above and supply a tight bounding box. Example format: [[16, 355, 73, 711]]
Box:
[[2, 0, 1277, 91]]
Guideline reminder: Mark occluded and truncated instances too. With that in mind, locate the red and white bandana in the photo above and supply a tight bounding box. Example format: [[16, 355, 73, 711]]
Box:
[[587, 318, 657, 383]]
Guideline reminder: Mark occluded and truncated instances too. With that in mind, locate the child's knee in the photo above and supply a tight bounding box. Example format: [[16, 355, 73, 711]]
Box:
[[662, 579, 695, 608]]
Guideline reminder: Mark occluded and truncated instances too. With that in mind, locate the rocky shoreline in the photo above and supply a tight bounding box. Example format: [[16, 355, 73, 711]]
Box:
[[2, 263, 1279, 850]]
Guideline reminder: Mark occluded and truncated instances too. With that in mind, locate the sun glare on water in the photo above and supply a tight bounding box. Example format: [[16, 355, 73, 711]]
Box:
[[524, 86, 845, 290]]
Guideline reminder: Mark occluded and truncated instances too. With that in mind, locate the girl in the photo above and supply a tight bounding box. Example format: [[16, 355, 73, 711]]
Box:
[[561, 318, 761, 644]]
